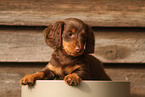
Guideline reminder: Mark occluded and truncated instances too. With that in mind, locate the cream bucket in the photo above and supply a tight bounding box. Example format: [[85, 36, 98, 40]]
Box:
[[21, 80, 130, 97]]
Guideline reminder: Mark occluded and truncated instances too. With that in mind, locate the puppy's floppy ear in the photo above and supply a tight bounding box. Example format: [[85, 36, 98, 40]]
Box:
[[85, 24, 95, 53], [44, 21, 64, 49]]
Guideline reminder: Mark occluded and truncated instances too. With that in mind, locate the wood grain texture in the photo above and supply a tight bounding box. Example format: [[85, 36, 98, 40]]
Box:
[[0, 26, 52, 62], [93, 27, 145, 63], [0, 0, 145, 27], [0, 26, 145, 63]]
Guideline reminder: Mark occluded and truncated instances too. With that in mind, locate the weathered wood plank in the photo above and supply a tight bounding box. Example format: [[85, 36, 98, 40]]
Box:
[[93, 27, 145, 63], [0, 0, 145, 27], [0, 26, 145, 63], [0, 26, 52, 62]]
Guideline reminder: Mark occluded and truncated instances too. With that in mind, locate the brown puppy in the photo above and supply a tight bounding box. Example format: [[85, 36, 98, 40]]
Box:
[[20, 18, 111, 86]]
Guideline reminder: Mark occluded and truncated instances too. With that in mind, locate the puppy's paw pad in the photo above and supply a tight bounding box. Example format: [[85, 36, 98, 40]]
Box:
[[64, 73, 82, 86]]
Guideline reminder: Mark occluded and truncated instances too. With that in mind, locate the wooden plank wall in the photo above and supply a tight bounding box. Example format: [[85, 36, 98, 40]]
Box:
[[0, 26, 145, 63], [0, 0, 145, 97], [0, 0, 145, 27]]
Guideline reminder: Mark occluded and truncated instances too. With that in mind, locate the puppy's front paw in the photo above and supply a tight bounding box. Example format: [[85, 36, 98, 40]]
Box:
[[20, 74, 36, 86], [64, 73, 82, 86]]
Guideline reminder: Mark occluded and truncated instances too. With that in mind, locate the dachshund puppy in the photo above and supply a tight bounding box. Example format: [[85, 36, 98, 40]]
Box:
[[20, 18, 111, 86]]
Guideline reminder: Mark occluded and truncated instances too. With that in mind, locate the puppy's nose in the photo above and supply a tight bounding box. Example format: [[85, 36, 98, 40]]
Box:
[[76, 46, 81, 52]]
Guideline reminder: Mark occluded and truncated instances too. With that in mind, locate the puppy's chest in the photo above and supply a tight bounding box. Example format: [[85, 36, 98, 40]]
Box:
[[59, 55, 73, 65], [50, 50, 86, 78], [48, 63, 82, 76]]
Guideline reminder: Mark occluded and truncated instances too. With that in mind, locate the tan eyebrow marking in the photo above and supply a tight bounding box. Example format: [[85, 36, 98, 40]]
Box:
[[71, 28, 76, 33]]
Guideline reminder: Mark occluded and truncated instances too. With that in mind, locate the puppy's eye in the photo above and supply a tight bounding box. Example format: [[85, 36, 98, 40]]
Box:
[[68, 33, 72, 36], [67, 32, 73, 37]]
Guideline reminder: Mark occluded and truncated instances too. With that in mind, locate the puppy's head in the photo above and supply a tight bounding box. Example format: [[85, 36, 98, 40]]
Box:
[[44, 18, 95, 56]]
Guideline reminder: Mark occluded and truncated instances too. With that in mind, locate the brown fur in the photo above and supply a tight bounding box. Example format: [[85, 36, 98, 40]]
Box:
[[20, 18, 111, 86]]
